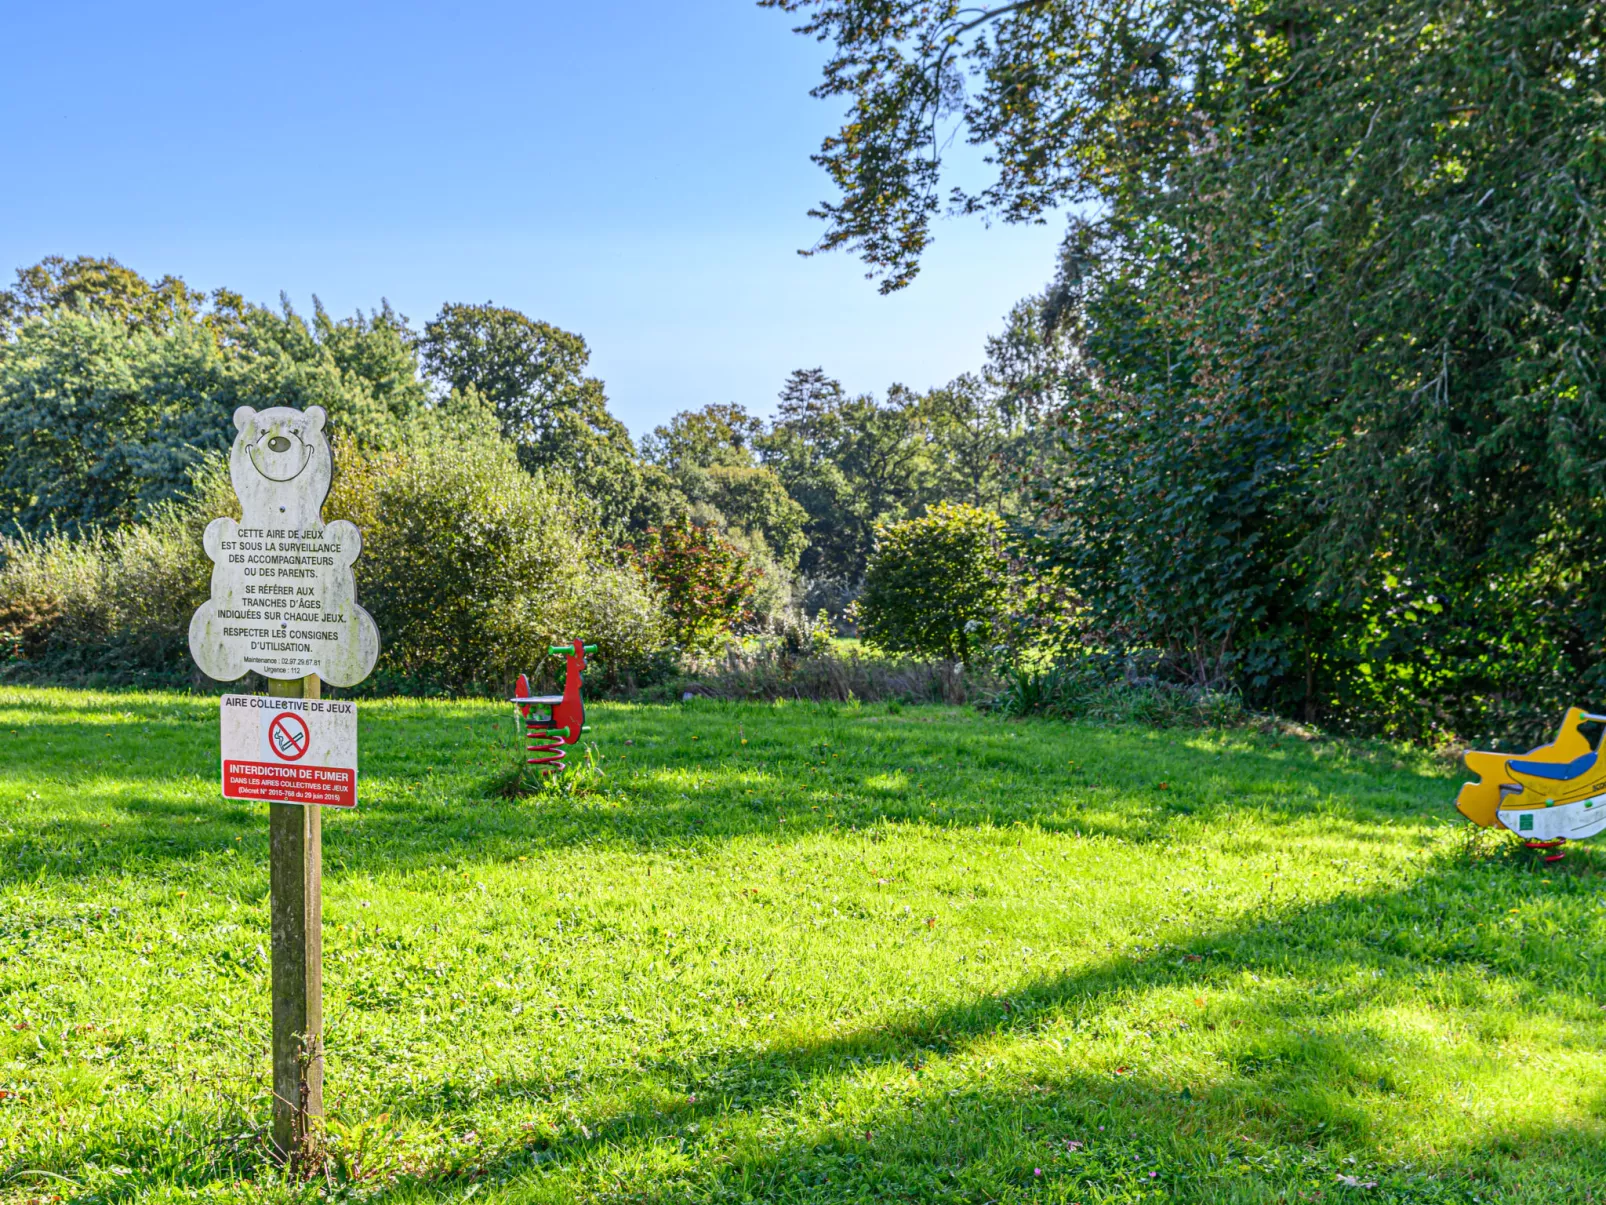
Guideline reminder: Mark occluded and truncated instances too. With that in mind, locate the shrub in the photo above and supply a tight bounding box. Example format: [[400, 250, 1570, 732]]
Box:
[[990, 656, 1248, 729], [626, 515, 758, 655], [326, 432, 663, 690], [0, 459, 238, 683], [857, 503, 1011, 665], [0, 423, 665, 691]]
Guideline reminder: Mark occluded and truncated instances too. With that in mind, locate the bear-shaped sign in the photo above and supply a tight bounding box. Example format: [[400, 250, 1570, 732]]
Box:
[[188, 406, 380, 686]]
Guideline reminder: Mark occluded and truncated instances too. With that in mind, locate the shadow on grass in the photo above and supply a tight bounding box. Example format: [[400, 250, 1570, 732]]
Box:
[[30, 847, 1604, 1203], [373, 854, 1604, 1201]]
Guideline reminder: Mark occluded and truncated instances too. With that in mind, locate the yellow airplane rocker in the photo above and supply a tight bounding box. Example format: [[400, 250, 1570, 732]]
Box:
[[1457, 706, 1606, 860]]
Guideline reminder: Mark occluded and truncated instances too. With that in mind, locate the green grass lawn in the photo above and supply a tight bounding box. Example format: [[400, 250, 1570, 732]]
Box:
[[2, 687, 1603, 1204]]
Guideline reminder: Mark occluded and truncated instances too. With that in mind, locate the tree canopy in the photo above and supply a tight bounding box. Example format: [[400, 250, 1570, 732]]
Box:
[[770, 0, 1606, 737], [419, 303, 641, 527], [0, 260, 427, 536]]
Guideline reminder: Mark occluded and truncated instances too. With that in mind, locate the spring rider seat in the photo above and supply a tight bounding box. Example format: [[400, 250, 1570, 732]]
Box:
[[1456, 706, 1606, 860]]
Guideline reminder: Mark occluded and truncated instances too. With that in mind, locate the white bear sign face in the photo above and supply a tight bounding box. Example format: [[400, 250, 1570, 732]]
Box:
[[248, 426, 314, 482], [187, 406, 380, 686]]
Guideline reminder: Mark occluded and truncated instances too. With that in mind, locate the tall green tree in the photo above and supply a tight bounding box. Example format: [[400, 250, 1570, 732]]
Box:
[[759, 0, 1213, 292], [759, 369, 929, 590], [640, 403, 765, 469], [0, 315, 227, 535], [772, 0, 1606, 738], [0, 255, 204, 337], [639, 403, 809, 574], [418, 303, 640, 526], [0, 259, 430, 536]]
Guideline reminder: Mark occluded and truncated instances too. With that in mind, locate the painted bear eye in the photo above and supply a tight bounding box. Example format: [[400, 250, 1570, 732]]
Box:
[[267, 436, 292, 453]]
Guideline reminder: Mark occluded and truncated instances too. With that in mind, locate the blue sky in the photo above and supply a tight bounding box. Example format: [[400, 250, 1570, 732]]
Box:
[[0, 1, 1065, 437]]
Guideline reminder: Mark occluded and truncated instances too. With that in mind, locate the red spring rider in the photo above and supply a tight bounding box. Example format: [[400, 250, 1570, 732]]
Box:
[[511, 640, 596, 774]]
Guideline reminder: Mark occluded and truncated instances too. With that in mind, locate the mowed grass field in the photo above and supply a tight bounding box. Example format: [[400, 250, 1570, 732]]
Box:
[[2, 688, 1604, 1204]]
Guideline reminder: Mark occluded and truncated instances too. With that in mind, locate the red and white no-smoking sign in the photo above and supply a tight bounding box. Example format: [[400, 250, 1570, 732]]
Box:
[[220, 694, 358, 808]]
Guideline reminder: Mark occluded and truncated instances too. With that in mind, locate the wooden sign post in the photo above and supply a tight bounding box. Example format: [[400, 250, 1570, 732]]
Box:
[[187, 406, 379, 1169], [269, 671, 323, 1166]]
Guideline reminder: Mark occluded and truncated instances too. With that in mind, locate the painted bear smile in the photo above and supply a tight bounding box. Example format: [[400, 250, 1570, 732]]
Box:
[[248, 432, 313, 482]]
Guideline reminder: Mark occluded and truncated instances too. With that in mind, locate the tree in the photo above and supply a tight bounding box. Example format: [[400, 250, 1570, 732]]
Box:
[[923, 370, 1053, 516], [772, 368, 844, 429], [1023, 0, 1606, 737], [0, 255, 203, 337], [700, 465, 809, 571], [857, 503, 1011, 665], [774, 0, 1606, 738], [221, 298, 428, 448], [418, 303, 640, 527], [0, 315, 227, 536], [759, 369, 929, 589], [418, 303, 589, 433], [627, 515, 759, 654], [638, 403, 809, 575], [0, 259, 430, 536]]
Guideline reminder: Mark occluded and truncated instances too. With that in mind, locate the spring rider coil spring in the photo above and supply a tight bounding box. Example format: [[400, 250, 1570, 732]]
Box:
[[524, 721, 569, 773], [511, 640, 595, 775]]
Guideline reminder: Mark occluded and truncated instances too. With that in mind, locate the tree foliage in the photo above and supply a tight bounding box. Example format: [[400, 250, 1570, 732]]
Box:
[[419, 303, 641, 527], [627, 515, 760, 655], [776, 0, 1606, 738], [1032, 0, 1606, 736], [638, 403, 810, 576], [640, 403, 765, 470], [756, 356, 1049, 598], [858, 503, 1011, 665], [0, 261, 427, 537], [0, 254, 205, 337], [760, 369, 929, 587], [759, 0, 1215, 291], [327, 431, 663, 689]]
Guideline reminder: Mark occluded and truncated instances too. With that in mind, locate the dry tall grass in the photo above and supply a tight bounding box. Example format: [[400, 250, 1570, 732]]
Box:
[[665, 643, 999, 705]]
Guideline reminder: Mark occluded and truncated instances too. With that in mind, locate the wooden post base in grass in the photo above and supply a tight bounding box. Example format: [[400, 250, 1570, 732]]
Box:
[[268, 673, 323, 1167]]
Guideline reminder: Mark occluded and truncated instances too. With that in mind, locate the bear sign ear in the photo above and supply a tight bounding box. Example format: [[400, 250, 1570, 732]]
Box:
[[233, 407, 257, 433], [303, 406, 327, 435]]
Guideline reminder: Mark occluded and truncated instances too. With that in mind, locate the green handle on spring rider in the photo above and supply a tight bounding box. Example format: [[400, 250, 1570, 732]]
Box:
[[549, 644, 599, 655]]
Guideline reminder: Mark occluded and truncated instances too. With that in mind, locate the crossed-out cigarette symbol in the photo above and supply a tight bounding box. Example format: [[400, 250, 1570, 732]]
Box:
[[268, 711, 310, 761]]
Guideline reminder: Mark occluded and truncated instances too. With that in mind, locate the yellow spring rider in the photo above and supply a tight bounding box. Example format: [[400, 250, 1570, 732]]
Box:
[[1457, 706, 1606, 860]]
